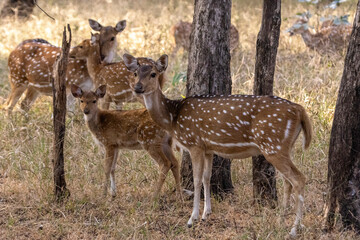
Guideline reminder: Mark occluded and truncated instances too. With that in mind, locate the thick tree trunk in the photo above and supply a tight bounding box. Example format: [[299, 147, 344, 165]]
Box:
[[181, 0, 234, 197], [0, 0, 35, 19], [252, 0, 281, 207], [52, 25, 71, 202], [326, 1, 360, 232]]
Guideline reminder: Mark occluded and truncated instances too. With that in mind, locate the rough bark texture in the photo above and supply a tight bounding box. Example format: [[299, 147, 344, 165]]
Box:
[[326, 1, 360, 232], [181, 0, 234, 197], [252, 0, 281, 207], [0, 0, 35, 19], [52, 25, 71, 202]]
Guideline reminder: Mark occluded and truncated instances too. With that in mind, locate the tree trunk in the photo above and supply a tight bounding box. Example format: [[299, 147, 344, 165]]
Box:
[[0, 0, 35, 19], [52, 25, 71, 202], [326, 1, 360, 232], [181, 0, 234, 198], [252, 0, 281, 207]]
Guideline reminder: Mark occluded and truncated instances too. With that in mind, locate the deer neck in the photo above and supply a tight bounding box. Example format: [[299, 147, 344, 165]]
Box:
[[142, 88, 179, 133], [86, 46, 102, 80]]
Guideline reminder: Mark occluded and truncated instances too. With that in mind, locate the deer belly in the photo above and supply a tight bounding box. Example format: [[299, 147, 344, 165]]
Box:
[[207, 142, 261, 159]]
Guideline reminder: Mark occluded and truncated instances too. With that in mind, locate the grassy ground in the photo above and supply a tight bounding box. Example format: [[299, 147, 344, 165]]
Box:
[[0, 0, 358, 239]]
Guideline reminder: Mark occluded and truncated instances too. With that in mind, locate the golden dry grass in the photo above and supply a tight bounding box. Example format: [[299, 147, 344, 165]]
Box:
[[0, 0, 359, 239]]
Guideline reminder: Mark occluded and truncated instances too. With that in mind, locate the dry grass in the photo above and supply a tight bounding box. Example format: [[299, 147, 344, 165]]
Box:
[[0, 0, 358, 239]]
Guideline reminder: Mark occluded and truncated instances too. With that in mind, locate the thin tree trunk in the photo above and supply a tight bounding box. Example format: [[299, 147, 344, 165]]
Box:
[[326, 1, 360, 232], [181, 0, 234, 197], [252, 0, 281, 207], [52, 25, 71, 202]]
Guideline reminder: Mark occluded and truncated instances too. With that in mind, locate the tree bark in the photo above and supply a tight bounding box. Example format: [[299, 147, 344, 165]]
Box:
[[181, 0, 234, 198], [52, 25, 71, 202], [252, 0, 281, 207], [0, 0, 35, 19], [326, 1, 360, 232]]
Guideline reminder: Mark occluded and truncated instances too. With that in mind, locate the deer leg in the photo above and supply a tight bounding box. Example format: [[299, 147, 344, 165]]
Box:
[[265, 153, 306, 237], [202, 153, 213, 221], [110, 148, 119, 198], [187, 147, 205, 228], [20, 87, 39, 112], [161, 139, 182, 199], [5, 84, 27, 114], [147, 146, 171, 199], [103, 146, 116, 197]]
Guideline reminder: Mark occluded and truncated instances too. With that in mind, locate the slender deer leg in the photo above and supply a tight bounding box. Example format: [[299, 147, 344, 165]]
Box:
[[104, 146, 116, 197], [283, 178, 293, 210], [5, 84, 27, 114], [161, 141, 182, 198], [265, 154, 306, 237], [147, 146, 171, 199], [20, 87, 40, 112], [187, 147, 205, 227], [202, 153, 213, 221], [110, 148, 119, 198]]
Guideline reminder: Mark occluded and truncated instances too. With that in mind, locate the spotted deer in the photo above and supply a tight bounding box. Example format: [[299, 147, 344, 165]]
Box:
[[4, 19, 126, 114], [124, 53, 312, 237], [288, 17, 351, 53], [69, 33, 167, 110], [71, 84, 182, 199], [170, 20, 239, 56]]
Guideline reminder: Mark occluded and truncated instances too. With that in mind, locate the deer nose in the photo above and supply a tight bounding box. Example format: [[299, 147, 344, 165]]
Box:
[[84, 108, 90, 115], [134, 83, 144, 94]]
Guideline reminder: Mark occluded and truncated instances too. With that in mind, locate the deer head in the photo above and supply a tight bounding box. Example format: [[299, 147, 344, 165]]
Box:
[[123, 53, 168, 95], [71, 84, 106, 119], [89, 19, 126, 62]]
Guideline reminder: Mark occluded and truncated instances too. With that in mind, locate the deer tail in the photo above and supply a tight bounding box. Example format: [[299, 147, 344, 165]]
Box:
[[300, 106, 312, 150]]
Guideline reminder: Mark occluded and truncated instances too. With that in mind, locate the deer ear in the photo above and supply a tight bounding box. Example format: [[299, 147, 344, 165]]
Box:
[[89, 19, 102, 31], [115, 20, 126, 33], [123, 53, 139, 72], [95, 85, 106, 98], [71, 84, 83, 98], [155, 54, 168, 72], [90, 33, 99, 45]]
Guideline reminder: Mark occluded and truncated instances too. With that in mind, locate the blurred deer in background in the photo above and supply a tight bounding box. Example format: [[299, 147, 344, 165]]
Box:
[[124, 53, 312, 237], [4, 19, 126, 114], [170, 20, 239, 57], [288, 14, 352, 54], [71, 84, 182, 199], [69, 33, 167, 110]]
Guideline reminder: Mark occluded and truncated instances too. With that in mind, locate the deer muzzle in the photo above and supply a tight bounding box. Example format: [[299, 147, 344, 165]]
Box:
[[134, 83, 144, 94]]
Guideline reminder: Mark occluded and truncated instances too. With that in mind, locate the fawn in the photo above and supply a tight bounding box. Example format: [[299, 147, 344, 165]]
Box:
[[69, 33, 167, 110], [71, 84, 182, 199], [123, 53, 312, 237], [4, 19, 126, 114], [170, 20, 239, 56]]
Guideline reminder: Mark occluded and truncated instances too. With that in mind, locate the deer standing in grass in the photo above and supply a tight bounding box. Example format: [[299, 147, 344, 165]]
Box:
[[124, 53, 312, 237], [170, 20, 239, 56], [71, 84, 182, 199], [69, 33, 167, 110], [4, 19, 126, 114]]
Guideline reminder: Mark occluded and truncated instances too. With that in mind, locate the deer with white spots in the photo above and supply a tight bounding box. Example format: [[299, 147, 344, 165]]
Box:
[[124, 53, 313, 237], [170, 20, 239, 56], [71, 84, 182, 199], [4, 19, 126, 114], [69, 33, 167, 110]]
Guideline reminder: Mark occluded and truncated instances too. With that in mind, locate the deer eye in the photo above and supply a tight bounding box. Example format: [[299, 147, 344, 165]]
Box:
[[93, 100, 96, 103], [134, 72, 137, 77], [150, 73, 156, 78], [80, 100, 84, 103], [79, 46, 83, 49], [110, 37, 115, 41]]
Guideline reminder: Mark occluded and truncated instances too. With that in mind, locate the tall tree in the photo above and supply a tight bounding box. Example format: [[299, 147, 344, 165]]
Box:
[[326, 0, 360, 232], [252, 0, 281, 207], [181, 0, 234, 196], [52, 25, 71, 202], [0, 0, 35, 19]]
